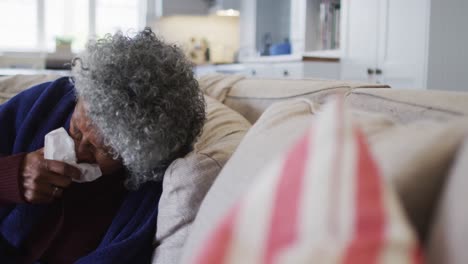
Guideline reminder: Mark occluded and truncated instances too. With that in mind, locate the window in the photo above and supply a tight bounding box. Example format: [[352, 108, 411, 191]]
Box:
[[45, 0, 89, 52], [0, 0, 38, 50], [96, 0, 140, 38], [0, 0, 146, 52]]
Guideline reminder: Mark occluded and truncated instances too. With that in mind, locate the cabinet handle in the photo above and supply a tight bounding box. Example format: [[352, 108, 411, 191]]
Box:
[[367, 68, 375, 75], [283, 70, 289, 77], [376, 68, 382, 75]]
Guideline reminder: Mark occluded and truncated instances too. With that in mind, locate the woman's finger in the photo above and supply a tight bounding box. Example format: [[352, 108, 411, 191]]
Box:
[[43, 159, 82, 180], [24, 180, 63, 199], [38, 167, 73, 189], [23, 188, 54, 204]]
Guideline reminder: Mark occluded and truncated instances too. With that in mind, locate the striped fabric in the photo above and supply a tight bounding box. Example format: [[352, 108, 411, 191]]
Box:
[[191, 98, 423, 264]]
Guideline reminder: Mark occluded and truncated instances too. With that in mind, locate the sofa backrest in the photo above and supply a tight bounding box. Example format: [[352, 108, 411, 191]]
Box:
[[347, 88, 468, 124], [199, 74, 468, 124], [223, 78, 389, 123]]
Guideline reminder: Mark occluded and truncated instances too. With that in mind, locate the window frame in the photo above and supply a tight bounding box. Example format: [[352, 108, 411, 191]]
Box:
[[1, 0, 148, 52]]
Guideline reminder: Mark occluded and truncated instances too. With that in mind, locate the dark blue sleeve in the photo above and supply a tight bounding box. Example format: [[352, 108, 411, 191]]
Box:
[[0, 82, 53, 155]]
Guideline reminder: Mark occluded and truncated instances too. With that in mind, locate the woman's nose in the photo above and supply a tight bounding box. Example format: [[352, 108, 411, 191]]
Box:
[[75, 139, 95, 163]]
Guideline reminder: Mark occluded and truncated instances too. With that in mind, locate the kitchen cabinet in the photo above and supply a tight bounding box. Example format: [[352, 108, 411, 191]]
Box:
[[240, 0, 467, 90], [239, 0, 340, 60], [340, 0, 431, 89], [242, 61, 340, 79], [154, 0, 210, 16], [153, 0, 241, 17], [194, 61, 340, 80], [194, 64, 246, 77], [238, 0, 342, 80], [241, 0, 427, 83], [238, 0, 292, 59]]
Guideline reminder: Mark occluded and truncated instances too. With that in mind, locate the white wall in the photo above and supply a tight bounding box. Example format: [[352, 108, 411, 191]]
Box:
[[152, 15, 239, 63], [427, 0, 468, 91]]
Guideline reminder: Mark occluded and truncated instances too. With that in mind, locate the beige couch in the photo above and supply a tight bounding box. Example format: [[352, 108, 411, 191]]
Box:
[[1, 74, 467, 264], [0, 74, 61, 103], [180, 74, 468, 264]]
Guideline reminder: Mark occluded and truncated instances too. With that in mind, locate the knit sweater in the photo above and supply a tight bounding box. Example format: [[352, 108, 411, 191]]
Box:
[[0, 77, 162, 263]]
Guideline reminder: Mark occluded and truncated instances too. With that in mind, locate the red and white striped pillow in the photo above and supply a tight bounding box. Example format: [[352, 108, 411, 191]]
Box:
[[191, 98, 423, 264]]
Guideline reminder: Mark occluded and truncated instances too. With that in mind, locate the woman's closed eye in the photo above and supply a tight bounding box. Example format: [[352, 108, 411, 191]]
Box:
[[70, 123, 83, 141]]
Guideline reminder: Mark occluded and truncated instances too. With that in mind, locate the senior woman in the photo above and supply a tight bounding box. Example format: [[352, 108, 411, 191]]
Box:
[[0, 28, 205, 263]]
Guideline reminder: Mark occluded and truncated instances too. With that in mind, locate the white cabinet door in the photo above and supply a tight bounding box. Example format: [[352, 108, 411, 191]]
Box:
[[241, 61, 340, 79], [376, 0, 430, 89], [303, 61, 340, 80], [341, 0, 430, 89], [243, 63, 277, 78], [340, 0, 379, 82], [273, 63, 304, 79]]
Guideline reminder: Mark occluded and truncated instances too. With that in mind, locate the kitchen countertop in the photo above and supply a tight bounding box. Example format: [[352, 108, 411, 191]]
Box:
[[239, 50, 341, 63], [239, 54, 304, 63]]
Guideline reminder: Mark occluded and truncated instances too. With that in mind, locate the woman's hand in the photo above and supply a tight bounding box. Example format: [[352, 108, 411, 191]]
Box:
[[21, 148, 82, 204]]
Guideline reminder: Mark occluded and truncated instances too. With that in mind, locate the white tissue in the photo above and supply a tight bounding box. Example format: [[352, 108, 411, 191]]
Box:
[[44, 127, 102, 183]]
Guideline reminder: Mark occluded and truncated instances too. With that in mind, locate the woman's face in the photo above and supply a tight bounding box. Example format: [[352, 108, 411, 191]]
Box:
[[69, 100, 124, 176]]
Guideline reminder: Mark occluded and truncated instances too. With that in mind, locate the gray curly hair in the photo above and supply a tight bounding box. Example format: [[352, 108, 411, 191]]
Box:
[[71, 28, 206, 189]]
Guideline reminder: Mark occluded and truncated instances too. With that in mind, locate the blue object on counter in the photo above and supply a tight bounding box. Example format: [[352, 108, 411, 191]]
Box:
[[269, 40, 291, 55]]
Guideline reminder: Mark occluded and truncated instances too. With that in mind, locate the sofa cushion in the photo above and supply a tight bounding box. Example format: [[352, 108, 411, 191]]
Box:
[[0, 74, 61, 94], [0, 92, 15, 104], [0, 74, 61, 104], [188, 99, 421, 264], [426, 137, 468, 264], [180, 98, 318, 263], [152, 96, 251, 263], [346, 88, 468, 123], [223, 78, 388, 123], [197, 74, 245, 102]]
